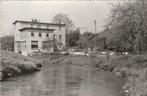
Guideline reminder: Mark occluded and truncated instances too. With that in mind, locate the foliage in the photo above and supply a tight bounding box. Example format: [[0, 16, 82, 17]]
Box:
[[66, 28, 81, 47], [1, 35, 14, 51], [42, 38, 54, 52], [1, 50, 40, 81], [104, 55, 147, 96], [93, 35, 107, 51], [43, 37, 61, 53], [104, 0, 147, 53], [78, 32, 95, 49], [123, 68, 147, 96], [52, 13, 75, 33], [76, 32, 108, 51]]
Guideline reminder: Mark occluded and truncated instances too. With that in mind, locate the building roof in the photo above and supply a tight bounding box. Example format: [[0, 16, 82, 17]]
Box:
[[13, 20, 66, 26], [19, 27, 55, 32]]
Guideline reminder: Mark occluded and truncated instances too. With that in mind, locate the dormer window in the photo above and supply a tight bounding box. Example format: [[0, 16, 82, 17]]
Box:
[[31, 32, 34, 37]]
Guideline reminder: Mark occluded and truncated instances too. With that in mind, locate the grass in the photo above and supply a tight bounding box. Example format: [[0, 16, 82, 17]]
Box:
[[1, 51, 42, 81], [97, 55, 147, 96]]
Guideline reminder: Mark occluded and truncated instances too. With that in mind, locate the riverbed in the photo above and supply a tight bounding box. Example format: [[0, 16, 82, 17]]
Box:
[[1, 63, 124, 96]]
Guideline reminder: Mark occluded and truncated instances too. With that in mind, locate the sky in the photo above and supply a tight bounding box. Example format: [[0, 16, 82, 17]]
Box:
[[1, 0, 118, 36]]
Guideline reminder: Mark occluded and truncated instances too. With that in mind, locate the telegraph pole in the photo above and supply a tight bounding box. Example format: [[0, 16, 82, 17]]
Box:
[[94, 20, 96, 34], [92, 20, 97, 69]]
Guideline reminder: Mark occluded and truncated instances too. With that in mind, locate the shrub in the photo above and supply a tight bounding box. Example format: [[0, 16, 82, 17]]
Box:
[[123, 69, 147, 96], [1, 51, 41, 81]]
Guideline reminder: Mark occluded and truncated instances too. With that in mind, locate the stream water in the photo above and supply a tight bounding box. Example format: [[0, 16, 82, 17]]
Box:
[[1, 63, 124, 96]]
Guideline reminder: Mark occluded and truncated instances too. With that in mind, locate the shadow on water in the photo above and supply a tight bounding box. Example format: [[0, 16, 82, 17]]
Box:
[[1, 63, 124, 96]]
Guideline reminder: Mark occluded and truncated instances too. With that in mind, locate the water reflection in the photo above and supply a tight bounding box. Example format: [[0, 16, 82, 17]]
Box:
[[1, 64, 123, 96]]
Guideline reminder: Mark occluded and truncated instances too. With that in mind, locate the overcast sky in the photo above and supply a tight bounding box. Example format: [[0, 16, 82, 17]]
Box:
[[1, 1, 117, 36]]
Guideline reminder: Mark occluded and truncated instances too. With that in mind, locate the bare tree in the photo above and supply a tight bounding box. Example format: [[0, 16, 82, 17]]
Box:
[[43, 37, 62, 53], [52, 13, 75, 34]]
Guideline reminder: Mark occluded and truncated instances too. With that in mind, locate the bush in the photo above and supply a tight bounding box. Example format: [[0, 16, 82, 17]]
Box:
[[123, 69, 147, 96], [1, 51, 41, 81], [2, 65, 21, 79], [106, 55, 147, 96]]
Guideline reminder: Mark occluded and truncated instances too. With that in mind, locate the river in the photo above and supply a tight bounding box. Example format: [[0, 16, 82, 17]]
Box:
[[1, 63, 124, 96]]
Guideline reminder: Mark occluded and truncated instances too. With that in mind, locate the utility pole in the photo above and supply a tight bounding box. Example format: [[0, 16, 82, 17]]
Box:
[[94, 20, 96, 34], [92, 20, 97, 65]]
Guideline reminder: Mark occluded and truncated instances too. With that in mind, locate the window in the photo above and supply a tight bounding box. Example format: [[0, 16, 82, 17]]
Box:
[[39, 33, 42, 37], [46, 33, 49, 37], [31, 41, 38, 49], [59, 35, 62, 39], [31, 32, 34, 37]]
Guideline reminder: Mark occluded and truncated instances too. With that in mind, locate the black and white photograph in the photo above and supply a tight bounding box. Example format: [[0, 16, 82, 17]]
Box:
[[0, 0, 147, 96]]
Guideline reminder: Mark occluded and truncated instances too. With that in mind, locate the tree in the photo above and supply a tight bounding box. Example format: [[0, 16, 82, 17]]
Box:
[[43, 37, 61, 53], [104, 0, 147, 53], [78, 32, 95, 49], [66, 28, 81, 47], [42, 38, 54, 53], [1, 36, 14, 51], [52, 13, 75, 34]]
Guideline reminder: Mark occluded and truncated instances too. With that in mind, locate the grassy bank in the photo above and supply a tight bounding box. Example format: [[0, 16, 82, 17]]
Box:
[[106, 55, 147, 96], [34, 53, 147, 96], [1, 51, 42, 81]]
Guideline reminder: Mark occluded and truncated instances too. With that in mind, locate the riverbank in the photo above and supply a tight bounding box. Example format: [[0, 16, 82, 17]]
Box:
[[107, 55, 147, 96], [31, 53, 147, 96], [1, 51, 42, 81]]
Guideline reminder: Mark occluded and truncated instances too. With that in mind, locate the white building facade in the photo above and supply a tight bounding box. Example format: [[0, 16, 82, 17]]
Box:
[[13, 20, 66, 56]]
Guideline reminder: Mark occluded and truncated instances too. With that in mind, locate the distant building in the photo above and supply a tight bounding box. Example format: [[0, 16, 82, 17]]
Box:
[[13, 20, 66, 56]]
